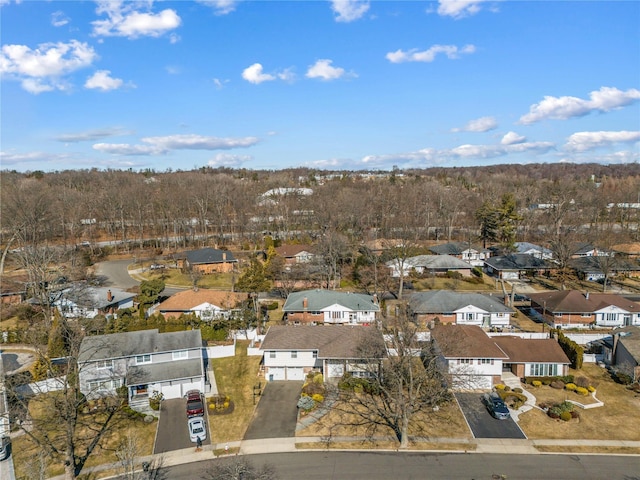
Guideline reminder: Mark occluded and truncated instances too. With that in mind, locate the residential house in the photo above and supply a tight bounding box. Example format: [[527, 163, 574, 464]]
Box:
[[150, 289, 248, 320], [431, 325, 570, 389], [484, 254, 555, 280], [408, 290, 512, 328], [274, 244, 316, 265], [612, 243, 640, 259], [78, 329, 205, 409], [429, 242, 491, 267], [514, 242, 553, 260], [528, 290, 640, 329], [54, 286, 135, 319], [260, 325, 385, 381], [177, 248, 237, 274], [283, 289, 379, 325], [601, 326, 640, 382], [492, 336, 570, 379], [386, 254, 472, 278], [571, 242, 614, 258], [570, 256, 640, 282], [430, 325, 508, 389]]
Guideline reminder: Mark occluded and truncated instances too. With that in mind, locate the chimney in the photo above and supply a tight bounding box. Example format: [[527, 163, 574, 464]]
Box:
[[585, 291, 590, 300], [107, 289, 113, 302], [222, 251, 227, 262], [303, 297, 308, 310]]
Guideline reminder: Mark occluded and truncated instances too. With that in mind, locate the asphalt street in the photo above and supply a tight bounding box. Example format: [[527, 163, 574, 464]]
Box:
[[154, 451, 640, 480]]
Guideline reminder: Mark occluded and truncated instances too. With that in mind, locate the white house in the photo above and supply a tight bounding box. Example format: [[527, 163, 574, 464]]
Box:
[[260, 325, 385, 381], [151, 289, 247, 320], [514, 242, 553, 260], [78, 329, 205, 411], [408, 291, 513, 328], [282, 289, 379, 325], [386, 255, 472, 278], [54, 286, 135, 319], [429, 242, 491, 267]]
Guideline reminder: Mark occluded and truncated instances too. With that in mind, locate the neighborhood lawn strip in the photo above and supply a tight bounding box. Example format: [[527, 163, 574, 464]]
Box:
[[518, 364, 640, 441], [12, 402, 157, 479], [208, 340, 262, 443]]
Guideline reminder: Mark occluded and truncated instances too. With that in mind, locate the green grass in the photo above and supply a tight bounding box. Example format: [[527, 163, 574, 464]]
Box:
[[208, 340, 263, 442]]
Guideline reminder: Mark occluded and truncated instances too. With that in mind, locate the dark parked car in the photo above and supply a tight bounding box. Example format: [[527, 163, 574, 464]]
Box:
[[185, 390, 204, 418], [482, 392, 510, 420]]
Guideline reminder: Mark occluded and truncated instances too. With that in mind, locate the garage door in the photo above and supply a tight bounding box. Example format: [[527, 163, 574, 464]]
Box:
[[267, 367, 285, 381], [160, 384, 182, 399], [286, 367, 304, 381]]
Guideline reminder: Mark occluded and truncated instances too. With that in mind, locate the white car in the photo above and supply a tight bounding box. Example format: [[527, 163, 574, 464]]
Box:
[[187, 416, 207, 443]]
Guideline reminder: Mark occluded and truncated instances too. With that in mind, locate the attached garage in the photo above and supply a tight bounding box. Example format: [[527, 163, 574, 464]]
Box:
[[286, 367, 305, 380], [159, 384, 182, 400], [267, 367, 286, 381]]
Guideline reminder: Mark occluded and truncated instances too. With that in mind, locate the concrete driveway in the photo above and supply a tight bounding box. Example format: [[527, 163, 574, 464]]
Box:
[[455, 392, 526, 439], [154, 398, 211, 453], [243, 381, 302, 440]]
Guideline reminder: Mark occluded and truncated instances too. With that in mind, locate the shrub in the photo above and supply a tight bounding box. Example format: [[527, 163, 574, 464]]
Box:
[[297, 396, 315, 411], [503, 385, 511, 392], [513, 387, 523, 394], [149, 391, 164, 411], [311, 393, 324, 403], [472, 266, 483, 278], [313, 373, 324, 384], [532, 380, 542, 388], [575, 376, 590, 388], [495, 384, 506, 390], [565, 383, 577, 391], [575, 387, 589, 396], [560, 411, 572, 422], [587, 385, 596, 393], [550, 380, 565, 389]]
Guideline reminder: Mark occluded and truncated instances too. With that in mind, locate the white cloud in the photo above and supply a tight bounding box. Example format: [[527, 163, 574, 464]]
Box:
[[196, 0, 238, 15], [0, 40, 97, 93], [165, 65, 180, 75], [519, 86, 640, 124], [565, 130, 640, 152], [94, 134, 260, 156], [242, 63, 275, 84], [92, 1, 181, 39], [85, 70, 125, 91], [501, 131, 526, 145], [208, 153, 252, 167], [169, 33, 180, 44], [56, 127, 133, 143], [51, 11, 70, 27], [330, 0, 370, 22], [386, 44, 476, 63], [0, 150, 70, 165], [142, 134, 259, 150], [305, 59, 351, 81], [452, 116, 497, 133], [437, 0, 490, 19]]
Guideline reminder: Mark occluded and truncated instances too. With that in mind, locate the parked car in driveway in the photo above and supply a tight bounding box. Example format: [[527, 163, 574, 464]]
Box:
[[185, 390, 204, 418], [482, 392, 511, 420], [187, 417, 207, 443]]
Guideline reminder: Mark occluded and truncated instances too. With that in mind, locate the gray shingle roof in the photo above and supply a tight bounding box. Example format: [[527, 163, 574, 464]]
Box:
[[484, 254, 554, 271], [127, 358, 203, 385], [388, 254, 472, 270], [185, 248, 237, 264], [514, 242, 552, 256], [78, 329, 202, 363], [261, 325, 385, 359], [408, 290, 512, 314], [61, 286, 135, 310], [429, 242, 487, 255], [283, 289, 380, 313]]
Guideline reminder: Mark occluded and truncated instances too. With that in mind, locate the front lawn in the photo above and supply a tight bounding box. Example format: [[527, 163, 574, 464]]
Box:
[[208, 340, 262, 443], [518, 364, 640, 441], [134, 267, 235, 289]]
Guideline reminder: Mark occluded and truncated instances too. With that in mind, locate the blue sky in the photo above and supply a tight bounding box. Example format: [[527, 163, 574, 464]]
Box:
[[1, 0, 639, 172]]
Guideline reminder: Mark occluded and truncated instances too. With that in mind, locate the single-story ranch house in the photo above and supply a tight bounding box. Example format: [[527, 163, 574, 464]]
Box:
[[78, 329, 205, 411], [53, 286, 135, 319], [386, 254, 472, 278], [176, 248, 238, 274], [150, 289, 248, 320], [528, 290, 640, 329], [429, 242, 490, 267], [260, 325, 385, 381], [283, 289, 379, 325], [408, 290, 512, 328], [431, 325, 570, 389], [484, 254, 555, 280]]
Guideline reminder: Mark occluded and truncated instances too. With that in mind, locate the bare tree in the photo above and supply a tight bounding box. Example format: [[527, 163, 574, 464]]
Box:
[[202, 458, 277, 480], [116, 429, 143, 480], [326, 309, 453, 449]]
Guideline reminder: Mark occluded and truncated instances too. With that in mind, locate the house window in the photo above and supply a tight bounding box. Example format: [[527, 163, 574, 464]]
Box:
[[172, 350, 188, 360], [269, 351, 276, 358], [458, 359, 471, 364], [479, 359, 492, 364], [496, 313, 504, 318], [605, 313, 617, 322], [96, 360, 113, 369], [135, 354, 151, 365], [530, 363, 558, 376], [581, 313, 591, 318], [312, 351, 318, 359], [554, 313, 563, 317], [88, 377, 122, 390], [291, 351, 298, 359], [466, 313, 474, 321], [331, 311, 342, 319]]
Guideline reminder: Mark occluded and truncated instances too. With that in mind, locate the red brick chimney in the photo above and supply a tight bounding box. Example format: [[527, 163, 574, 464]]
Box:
[[107, 290, 113, 302]]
